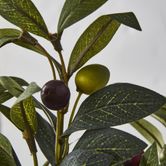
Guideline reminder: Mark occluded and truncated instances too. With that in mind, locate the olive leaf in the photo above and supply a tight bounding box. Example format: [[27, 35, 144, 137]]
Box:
[[68, 12, 141, 76], [35, 114, 55, 166], [153, 104, 166, 127], [140, 143, 159, 166], [0, 92, 13, 104], [131, 119, 165, 150], [74, 128, 147, 162], [0, 28, 21, 47], [0, 0, 49, 39], [0, 133, 16, 166], [64, 83, 166, 136], [58, 0, 108, 33]]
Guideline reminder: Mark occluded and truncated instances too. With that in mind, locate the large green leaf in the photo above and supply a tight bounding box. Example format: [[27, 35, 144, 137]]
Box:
[[140, 143, 159, 166], [60, 149, 116, 166], [35, 113, 55, 166], [153, 104, 166, 127], [0, 133, 16, 166], [0, 0, 49, 39], [58, 0, 108, 33], [68, 12, 141, 76], [64, 83, 166, 136], [11, 97, 37, 133], [131, 119, 165, 150], [0, 28, 21, 47], [74, 128, 147, 161]]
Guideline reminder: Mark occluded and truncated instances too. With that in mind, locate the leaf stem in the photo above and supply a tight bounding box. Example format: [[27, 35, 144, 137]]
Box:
[[55, 111, 64, 165], [68, 92, 82, 127], [36, 44, 56, 80], [62, 92, 82, 159]]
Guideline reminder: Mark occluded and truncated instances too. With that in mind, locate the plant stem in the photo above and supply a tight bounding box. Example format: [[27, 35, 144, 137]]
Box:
[[62, 92, 82, 159], [20, 102, 38, 166], [68, 92, 82, 126], [58, 51, 68, 83], [36, 44, 56, 80], [55, 111, 64, 165]]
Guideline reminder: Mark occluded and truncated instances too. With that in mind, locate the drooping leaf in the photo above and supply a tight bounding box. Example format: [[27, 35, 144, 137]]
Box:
[[153, 104, 166, 127], [0, 28, 21, 47], [0, 76, 24, 97], [60, 149, 115, 166], [58, 0, 108, 33], [10, 76, 29, 87], [0, 133, 16, 166], [140, 143, 159, 166], [131, 119, 165, 150], [0, 0, 49, 39], [14, 82, 41, 105], [11, 97, 37, 133], [35, 113, 55, 166], [64, 83, 166, 136], [74, 128, 147, 162], [68, 12, 141, 76]]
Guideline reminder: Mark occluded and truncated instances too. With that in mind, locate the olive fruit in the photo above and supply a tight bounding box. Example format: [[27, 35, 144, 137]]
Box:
[[75, 64, 110, 95], [41, 80, 70, 110]]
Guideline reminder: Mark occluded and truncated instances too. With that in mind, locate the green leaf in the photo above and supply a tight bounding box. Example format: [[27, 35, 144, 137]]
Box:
[[0, 92, 13, 104], [12, 148, 21, 166], [0, 76, 24, 97], [11, 97, 37, 133], [35, 113, 55, 166], [60, 149, 115, 166], [74, 128, 147, 162], [0, 133, 16, 166], [153, 104, 166, 127], [0, 28, 21, 47], [140, 143, 159, 166], [160, 145, 166, 165], [68, 12, 141, 76], [58, 0, 108, 33], [131, 119, 165, 150], [14, 82, 41, 105], [0, 105, 11, 121], [64, 83, 166, 136], [0, 0, 49, 39]]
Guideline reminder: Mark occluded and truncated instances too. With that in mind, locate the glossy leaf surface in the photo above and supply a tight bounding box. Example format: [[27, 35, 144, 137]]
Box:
[[68, 12, 141, 76], [58, 0, 108, 33], [64, 83, 166, 135], [0, 0, 49, 39]]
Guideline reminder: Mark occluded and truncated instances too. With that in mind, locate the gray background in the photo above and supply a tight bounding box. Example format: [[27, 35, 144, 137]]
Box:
[[0, 0, 166, 165]]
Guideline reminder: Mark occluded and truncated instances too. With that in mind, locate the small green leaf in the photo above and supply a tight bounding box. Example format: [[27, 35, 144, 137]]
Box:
[[0, 92, 13, 104], [35, 113, 55, 166], [153, 104, 166, 127], [0, 133, 16, 166], [60, 149, 115, 166], [14, 82, 41, 105], [64, 83, 166, 136], [131, 119, 165, 150], [0, 28, 21, 47], [0, 0, 49, 39], [68, 12, 141, 76], [140, 143, 159, 166], [58, 0, 108, 33], [74, 128, 147, 162], [11, 97, 37, 133]]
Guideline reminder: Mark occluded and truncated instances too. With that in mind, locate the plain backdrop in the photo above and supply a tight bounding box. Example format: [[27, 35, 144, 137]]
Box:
[[0, 0, 166, 165]]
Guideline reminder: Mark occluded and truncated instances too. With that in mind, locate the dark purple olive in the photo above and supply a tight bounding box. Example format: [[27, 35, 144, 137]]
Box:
[[124, 151, 143, 166], [41, 80, 70, 110]]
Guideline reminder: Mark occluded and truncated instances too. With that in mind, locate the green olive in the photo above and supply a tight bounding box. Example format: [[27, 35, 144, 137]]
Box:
[[75, 64, 110, 95]]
